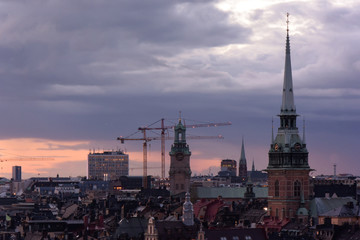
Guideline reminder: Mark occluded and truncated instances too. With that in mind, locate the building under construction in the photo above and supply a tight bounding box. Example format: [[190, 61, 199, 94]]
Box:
[[88, 150, 129, 181]]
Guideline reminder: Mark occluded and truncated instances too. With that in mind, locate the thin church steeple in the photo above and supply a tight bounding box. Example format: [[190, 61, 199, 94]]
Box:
[[281, 13, 296, 116], [240, 137, 246, 163], [238, 137, 248, 182]]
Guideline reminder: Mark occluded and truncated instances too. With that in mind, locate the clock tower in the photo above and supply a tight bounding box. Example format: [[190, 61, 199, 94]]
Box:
[[266, 15, 311, 220], [169, 118, 191, 195]]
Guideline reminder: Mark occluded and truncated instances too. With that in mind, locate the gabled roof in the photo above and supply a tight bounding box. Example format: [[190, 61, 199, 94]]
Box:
[[204, 228, 267, 240], [193, 199, 227, 222], [310, 197, 357, 218]]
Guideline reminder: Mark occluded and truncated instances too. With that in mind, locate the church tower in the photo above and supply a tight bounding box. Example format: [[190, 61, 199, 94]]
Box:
[[169, 118, 191, 195], [266, 14, 311, 219], [238, 138, 248, 182]]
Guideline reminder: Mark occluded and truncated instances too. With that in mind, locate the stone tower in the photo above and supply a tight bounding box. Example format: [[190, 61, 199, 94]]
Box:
[[266, 16, 311, 219], [238, 138, 248, 182], [169, 118, 191, 195]]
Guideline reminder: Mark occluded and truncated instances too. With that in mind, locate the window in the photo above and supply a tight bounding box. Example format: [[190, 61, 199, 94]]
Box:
[[294, 180, 301, 197], [275, 180, 279, 197], [181, 184, 184, 190], [176, 184, 179, 190], [220, 237, 227, 240], [245, 236, 252, 240], [233, 237, 239, 240]]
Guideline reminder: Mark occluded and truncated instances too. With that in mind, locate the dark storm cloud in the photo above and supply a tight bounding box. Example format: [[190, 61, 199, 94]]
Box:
[[0, 0, 251, 140], [0, 0, 359, 176]]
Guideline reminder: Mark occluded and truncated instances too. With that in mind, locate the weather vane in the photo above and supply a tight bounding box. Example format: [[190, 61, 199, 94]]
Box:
[[286, 13, 290, 33]]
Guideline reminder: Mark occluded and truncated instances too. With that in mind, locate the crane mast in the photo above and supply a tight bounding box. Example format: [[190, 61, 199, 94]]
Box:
[[161, 118, 165, 180]]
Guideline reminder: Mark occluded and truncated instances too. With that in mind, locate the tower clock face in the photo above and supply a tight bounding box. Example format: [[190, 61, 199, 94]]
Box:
[[274, 143, 279, 151], [176, 153, 184, 161]]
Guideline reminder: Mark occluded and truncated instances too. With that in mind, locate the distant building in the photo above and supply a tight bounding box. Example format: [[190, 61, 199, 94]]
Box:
[[169, 118, 191, 195], [218, 159, 237, 177], [312, 178, 357, 199], [248, 161, 267, 183], [12, 166, 21, 182], [110, 176, 152, 191], [88, 150, 129, 180], [238, 139, 248, 182], [194, 186, 268, 201]]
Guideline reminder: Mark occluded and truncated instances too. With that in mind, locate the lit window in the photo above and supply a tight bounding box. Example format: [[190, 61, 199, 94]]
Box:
[[245, 236, 252, 240]]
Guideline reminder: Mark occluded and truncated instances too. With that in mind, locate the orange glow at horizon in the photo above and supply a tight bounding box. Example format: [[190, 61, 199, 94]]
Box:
[[0, 138, 90, 178], [0, 138, 225, 179]]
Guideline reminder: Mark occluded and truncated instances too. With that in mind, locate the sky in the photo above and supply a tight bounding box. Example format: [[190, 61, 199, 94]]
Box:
[[0, 0, 359, 179]]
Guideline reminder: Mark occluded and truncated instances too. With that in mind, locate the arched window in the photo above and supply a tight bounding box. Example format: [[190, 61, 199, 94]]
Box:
[[294, 180, 301, 197], [275, 180, 279, 197]]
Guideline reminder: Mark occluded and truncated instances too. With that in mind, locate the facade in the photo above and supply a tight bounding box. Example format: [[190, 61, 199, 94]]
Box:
[[266, 25, 311, 219], [88, 150, 129, 180], [12, 166, 21, 182], [221, 159, 237, 174], [218, 159, 237, 177], [169, 118, 191, 195], [238, 139, 248, 182]]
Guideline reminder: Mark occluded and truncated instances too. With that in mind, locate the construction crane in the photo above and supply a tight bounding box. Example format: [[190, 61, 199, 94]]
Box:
[[117, 134, 223, 188], [118, 118, 230, 188], [137, 118, 231, 179]]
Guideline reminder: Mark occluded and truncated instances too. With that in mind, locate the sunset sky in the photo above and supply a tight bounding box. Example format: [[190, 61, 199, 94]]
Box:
[[0, 0, 359, 179]]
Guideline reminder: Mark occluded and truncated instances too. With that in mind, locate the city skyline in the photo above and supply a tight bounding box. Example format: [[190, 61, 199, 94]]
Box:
[[0, 0, 359, 179]]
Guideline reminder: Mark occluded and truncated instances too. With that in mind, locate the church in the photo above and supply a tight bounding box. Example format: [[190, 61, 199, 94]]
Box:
[[266, 15, 312, 220]]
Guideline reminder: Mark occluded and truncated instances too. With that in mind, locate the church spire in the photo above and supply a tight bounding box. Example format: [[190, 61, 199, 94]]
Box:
[[281, 13, 296, 116], [240, 137, 246, 163], [238, 137, 248, 182]]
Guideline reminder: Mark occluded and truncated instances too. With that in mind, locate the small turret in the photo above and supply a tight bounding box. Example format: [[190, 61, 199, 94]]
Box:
[[182, 192, 194, 226]]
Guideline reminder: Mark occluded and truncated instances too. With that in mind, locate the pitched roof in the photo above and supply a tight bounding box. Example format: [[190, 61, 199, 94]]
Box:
[[114, 217, 147, 238], [320, 203, 359, 217], [205, 228, 267, 240], [310, 197, 357, 218], [155, 220, 198, 240], [193, 199, 227, 222], [196, 187, 268, 199]]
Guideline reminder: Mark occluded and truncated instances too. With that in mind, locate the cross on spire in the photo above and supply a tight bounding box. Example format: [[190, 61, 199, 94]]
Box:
[[286, 13, 290, 34]]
